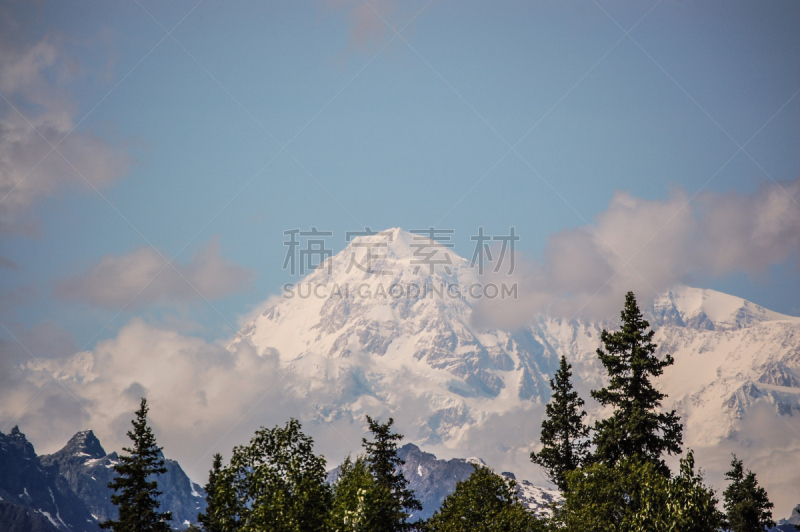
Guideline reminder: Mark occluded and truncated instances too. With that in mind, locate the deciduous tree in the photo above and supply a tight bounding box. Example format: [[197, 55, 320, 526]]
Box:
[[426, 465, 545, 532]]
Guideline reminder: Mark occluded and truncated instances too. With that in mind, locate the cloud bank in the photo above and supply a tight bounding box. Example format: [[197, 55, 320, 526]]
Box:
[[56, 236, 256, 308], [473, 178, 800, 328]]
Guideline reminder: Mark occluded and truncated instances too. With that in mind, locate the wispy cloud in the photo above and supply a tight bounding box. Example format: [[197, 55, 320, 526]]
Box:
[[0, 7, 130, 235], [326, 0, 398, 52], [56, 236, 256, 308]]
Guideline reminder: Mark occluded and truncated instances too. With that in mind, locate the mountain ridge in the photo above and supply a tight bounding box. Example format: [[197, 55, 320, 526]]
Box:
[[231, 228, 800, 516], [0, 426, 205, 531]]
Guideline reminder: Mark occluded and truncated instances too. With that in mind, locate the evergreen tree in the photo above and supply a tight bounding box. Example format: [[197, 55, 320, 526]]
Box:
[[222, 419, 332, 532], [100, 398, 172, 532], [723, 455, 775, 532], [362, 416, 422, 531], [591, 291, 682, 473], [426, 465, 545, 532], [530, 355, 589, 491], [196, 453, 223, 532]]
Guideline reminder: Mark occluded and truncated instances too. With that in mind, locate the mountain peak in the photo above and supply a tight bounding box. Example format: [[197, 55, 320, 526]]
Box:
[[1, 426, 36, 459], [307, 227, 470, 286], [650, 285, 796, 330], [59, 429, 106, 460]]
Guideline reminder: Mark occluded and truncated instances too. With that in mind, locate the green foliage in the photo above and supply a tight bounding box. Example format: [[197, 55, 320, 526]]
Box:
[[212, 419, 332, 532], [530, 355, 589, 491], [362, 416, 422, 531], [722, 455, 775, 532], [555, 453, 721, 532], [100, 398, 172, 532], [197, 453, 224, 532], [591, 291, 683, 474], [426, 465, 545, 532], [328, 455, 392, 532], [555, 457, 655, 531], [630, 451, 724, 532]]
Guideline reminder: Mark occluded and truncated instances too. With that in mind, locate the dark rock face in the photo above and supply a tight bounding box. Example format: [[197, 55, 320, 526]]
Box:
[[158, 459, 207, 527], [396, 443, 479, 520], [0, 501, 63, 532], [0, 427, 99, 532], [0, 427, 206, 531], [40, 429, 206, 529], [40, 430, 117, 523]]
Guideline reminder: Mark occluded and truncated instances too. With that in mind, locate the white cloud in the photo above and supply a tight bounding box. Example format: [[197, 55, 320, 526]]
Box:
[[0, 317, 313, 478], [473, 178, 800, 328], [56, 236, 256, 308]]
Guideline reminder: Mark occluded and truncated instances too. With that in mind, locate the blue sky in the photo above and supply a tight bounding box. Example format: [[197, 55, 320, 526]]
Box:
[[2, 0, 800, 347]]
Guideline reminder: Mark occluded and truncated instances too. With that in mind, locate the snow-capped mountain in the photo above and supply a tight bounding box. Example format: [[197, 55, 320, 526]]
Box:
[[232, 228, 560, 443], [231, 228, 800, 514]]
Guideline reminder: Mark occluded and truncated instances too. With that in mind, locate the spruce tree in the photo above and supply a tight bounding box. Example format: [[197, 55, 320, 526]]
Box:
[[591, 291, 682, 474], [530, 355, 589, 491], [101, 398, 172, 532], [197, 453, 223, 532], [362, 416, 422, 531], [723, 455, 775, 532]]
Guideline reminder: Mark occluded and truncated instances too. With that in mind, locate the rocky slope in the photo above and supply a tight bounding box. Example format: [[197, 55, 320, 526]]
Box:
[[0, 427, 205, 531], [41, 430, 205, 528], [0, 426, 98, 532], [0, 501, 63, 532]]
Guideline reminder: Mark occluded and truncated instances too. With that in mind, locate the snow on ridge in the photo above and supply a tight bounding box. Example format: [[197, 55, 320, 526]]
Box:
[[651, 284, 797, 330], [38, 510, 60, 530], [229, 228, 800, 516]]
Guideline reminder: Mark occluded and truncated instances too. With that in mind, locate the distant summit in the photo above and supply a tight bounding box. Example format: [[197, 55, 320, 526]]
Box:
[[0, 427, 205, 531]]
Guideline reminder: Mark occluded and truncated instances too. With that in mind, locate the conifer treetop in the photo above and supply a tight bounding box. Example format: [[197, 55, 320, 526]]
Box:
[[591, 291, 683, 473], [100, 397, 171, 532]]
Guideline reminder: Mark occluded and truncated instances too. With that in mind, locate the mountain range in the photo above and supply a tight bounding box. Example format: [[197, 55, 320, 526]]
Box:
[[231, 227, 800, 518], [6, 227, 799, 524], [0, 427, 205, 532], [0, 425, 559, 529]]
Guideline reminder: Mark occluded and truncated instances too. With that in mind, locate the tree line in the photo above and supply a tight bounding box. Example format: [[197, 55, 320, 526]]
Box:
[[101, 292, 791, 532]]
